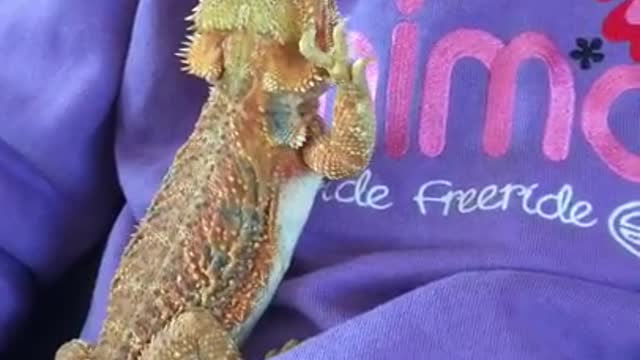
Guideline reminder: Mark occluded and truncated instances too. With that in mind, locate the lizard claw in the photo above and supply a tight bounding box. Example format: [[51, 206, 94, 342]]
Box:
[[352, 57, 374, 93], [299, 19, 355, 85], [299, 23, 332, 69]]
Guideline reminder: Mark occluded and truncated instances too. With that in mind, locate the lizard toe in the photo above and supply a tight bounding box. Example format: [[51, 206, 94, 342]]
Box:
[[54, 339, 93, 360]]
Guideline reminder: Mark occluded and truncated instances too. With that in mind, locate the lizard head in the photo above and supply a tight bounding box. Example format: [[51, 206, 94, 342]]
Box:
[[258, 0, 339, 149], [185, 0, 338, 47], [260, 0, 340, 96], [179, 0, 340, 95]]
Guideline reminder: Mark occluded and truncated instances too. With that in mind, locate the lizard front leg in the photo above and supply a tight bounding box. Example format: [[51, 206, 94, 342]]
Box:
[[138, 308, 242, 360], [299, 20, 376, 180]]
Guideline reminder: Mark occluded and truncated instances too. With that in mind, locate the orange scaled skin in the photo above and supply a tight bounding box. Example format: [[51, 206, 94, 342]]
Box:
[[55, 1, 375, 359]]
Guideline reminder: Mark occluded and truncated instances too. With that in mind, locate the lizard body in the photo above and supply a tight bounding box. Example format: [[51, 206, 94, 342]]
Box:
[[55, 1, 375, 359]]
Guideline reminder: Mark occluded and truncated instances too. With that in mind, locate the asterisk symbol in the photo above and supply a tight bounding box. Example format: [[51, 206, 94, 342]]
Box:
[[570, 37, 605, 70]]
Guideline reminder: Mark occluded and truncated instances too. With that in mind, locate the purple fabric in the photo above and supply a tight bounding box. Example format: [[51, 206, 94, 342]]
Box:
[[3, 0, 640, 358]]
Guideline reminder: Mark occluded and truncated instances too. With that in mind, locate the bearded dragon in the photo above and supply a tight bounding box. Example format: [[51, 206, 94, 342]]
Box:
[[55, 0, 375, 359]]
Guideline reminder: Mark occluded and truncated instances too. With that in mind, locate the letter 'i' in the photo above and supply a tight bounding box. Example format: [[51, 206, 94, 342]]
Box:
[[386, 0, 423, 158]]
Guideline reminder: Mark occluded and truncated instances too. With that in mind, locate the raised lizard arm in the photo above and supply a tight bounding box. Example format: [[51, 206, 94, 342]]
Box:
[[178, 4, 376, 181], [299, 20, 376, 179]]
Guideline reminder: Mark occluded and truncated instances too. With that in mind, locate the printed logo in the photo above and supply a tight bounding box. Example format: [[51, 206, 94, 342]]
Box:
[[351, 3, 640, 184], [321, 169, 640, 260], [321, 170, 599, 229], [609, 201, 640, 258], [599, 0, 640, 62], [316, 3, 640, 263]]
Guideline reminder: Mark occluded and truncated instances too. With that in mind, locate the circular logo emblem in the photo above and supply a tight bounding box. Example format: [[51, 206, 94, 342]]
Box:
[[609, 201, 640, 258]]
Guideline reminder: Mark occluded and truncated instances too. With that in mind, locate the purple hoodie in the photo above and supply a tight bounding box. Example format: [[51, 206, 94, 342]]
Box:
[[3, 0, 640, 358]]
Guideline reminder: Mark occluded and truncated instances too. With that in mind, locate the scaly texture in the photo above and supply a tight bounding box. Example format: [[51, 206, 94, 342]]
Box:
[[55, 1, 375, 359]]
